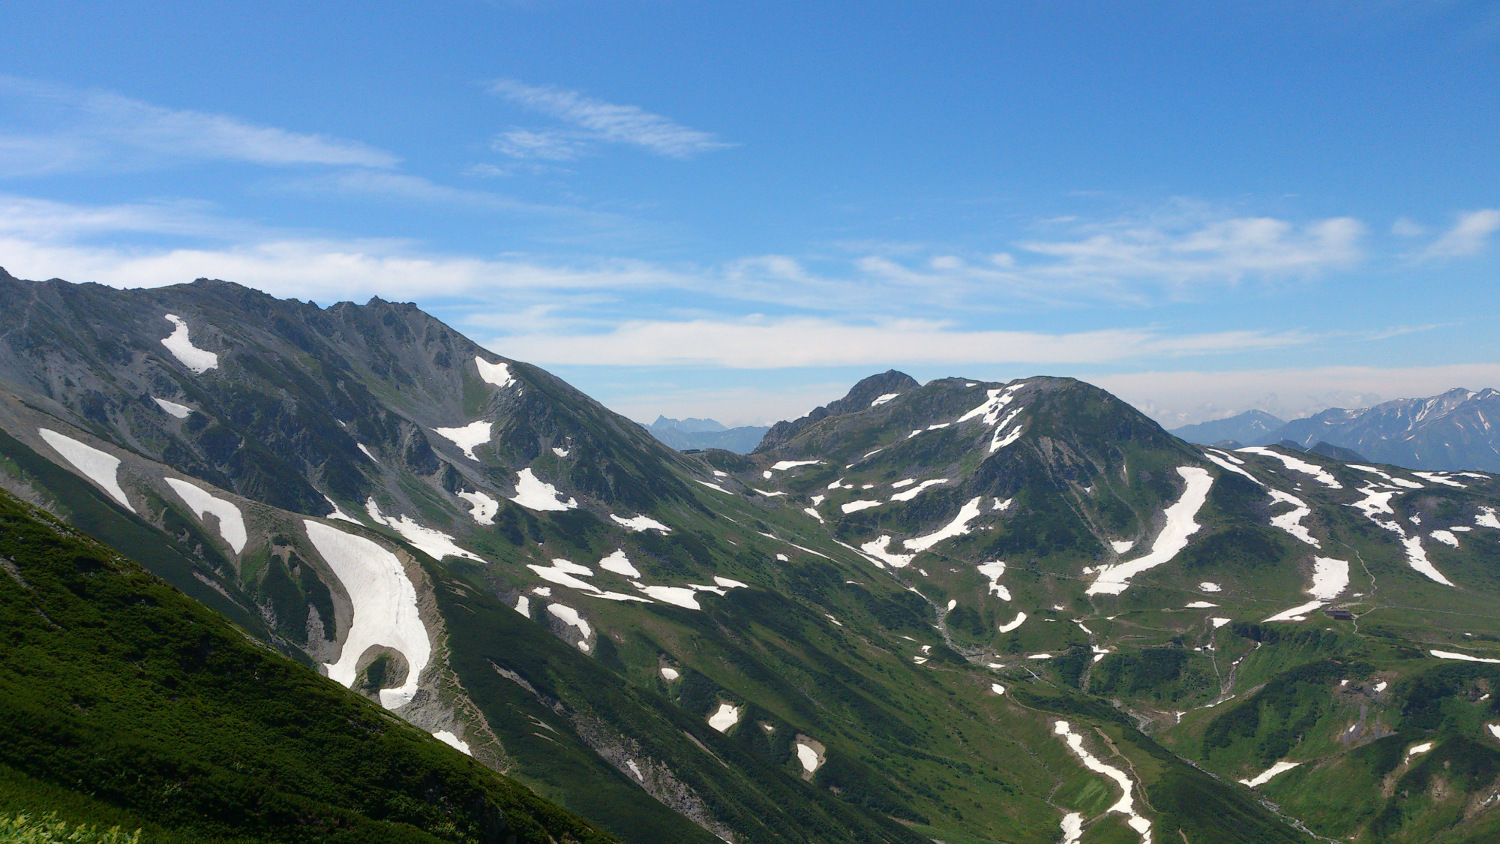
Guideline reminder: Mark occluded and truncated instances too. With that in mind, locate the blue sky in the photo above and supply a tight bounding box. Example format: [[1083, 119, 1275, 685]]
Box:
[[2, 1, 1499, 426]]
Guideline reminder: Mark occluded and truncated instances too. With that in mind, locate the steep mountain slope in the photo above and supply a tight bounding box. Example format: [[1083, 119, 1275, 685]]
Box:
[[0, 487, 614, 844], [1274, 388, 1500, 472], [3, 270, 1500, 842], [1171, 409, 1287, 447], [741, 372, 1500, 842]]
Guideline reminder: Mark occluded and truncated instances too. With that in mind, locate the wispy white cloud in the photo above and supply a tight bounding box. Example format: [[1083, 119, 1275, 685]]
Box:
[[1421, 209, 1500, 258], [488, 316, 1314, 369], [488, 79, 731, 159], [1014, 214, 1364, 292], [490, 128, 589, 161], [0, 77, 398, 174]]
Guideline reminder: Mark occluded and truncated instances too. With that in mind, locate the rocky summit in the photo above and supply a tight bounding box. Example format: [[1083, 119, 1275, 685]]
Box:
[[3, 271, 1500, 843]]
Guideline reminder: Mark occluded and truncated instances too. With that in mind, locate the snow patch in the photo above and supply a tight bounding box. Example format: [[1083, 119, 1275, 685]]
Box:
[[160, 314, 218, 373], [455, 490, 498, 525], [860, 535, 915, 568], [365, 499, 483, 562], [1402, 534, 1454, 587], [841, 499, 883, 514], [795, 739, 823, 773], [528, 560, 598, 593], [1111, 540, 1134, 553], [432, 421, 492, 460], [165, 478, 247, 553], [1237, 447, 1342, 489], [991, 683, 1006, 696], [509, 468, 578, 511], [1414, 471, 1466, 488], [37, 429, 134, 512], [599, 549, 641, 577], [432, 730, 471, 755], [1186, 601, 1218, 608], [1204, 450, 1262, 485], [1239, 761, 1299, 788], [1350, 464, 1423, 489], [1200, 582, 1221, 592], [977, 561, 1010, 600], [152, 397, 192, 418], [1267, 489, 1319, 547], [305, 520, 430, 710], [770, 460, 819, 472], [1212, 617, 1231, 629], [1060, 812, 1084, 844], [1088, 467, 1214, 595], [1479, 508, 1500, 529], [1431, 649, 1500, 664], [611, 513, 671, 532], [357, 443, 378, 462], [1264, 601, 1324, 623], [514, 595, 530, 617], [475, 357, 513, 388], [638, 585, 702, 609], [1431, 529, 1459, 547], [547, 603, 592, 639], [903, 496, 985, 553], [660, 666, 679, 681], [890, 478, 948, 502], [708, 702, 741, 733], [997, 611, 1027, 633], [323, 496, 360, 524], [870, 392, 900, 407], [552, 446, 569, 457], [627, 760, 643, 780], [1407, 742, 1434, 757], [1309, 557, 1350, 601], [959, 385, 1020, 425], [1053, 720, 1152, 843]]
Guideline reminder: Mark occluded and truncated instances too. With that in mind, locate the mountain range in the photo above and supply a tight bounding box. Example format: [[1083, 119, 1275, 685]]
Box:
[[1171, 389, 1500, 472], [2, 268, 1500, 843], [645, 416, 771, 454]]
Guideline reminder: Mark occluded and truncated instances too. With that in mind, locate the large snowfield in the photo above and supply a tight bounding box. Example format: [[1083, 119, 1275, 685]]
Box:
[[38, 428, 135, 512], [305, 520, 431, 710], [1088, 467, 1213, 595]]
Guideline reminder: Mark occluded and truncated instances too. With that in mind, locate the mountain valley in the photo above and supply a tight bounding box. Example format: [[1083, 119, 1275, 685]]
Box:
[[2, 270, 1499, 843]]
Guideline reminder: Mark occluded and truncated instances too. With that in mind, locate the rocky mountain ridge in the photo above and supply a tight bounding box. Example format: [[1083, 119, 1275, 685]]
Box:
[[3, 270, 1499, 843], [1173, 389, 1500, 472]]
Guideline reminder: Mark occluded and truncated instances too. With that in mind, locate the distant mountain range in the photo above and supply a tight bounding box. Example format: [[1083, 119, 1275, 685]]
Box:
[[1171, 387, 1500, 472], [646, 415, 770, 453]]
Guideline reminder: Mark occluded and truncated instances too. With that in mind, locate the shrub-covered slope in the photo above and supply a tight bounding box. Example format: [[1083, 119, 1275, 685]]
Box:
[[0, 487, 614, 844]]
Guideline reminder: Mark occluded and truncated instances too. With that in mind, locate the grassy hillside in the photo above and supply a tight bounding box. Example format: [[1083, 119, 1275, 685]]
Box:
[[0, 489, 614, 844]]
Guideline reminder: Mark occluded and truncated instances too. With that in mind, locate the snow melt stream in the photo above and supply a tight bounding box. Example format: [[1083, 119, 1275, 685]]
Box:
[[1053, 720, 1152, 843]]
